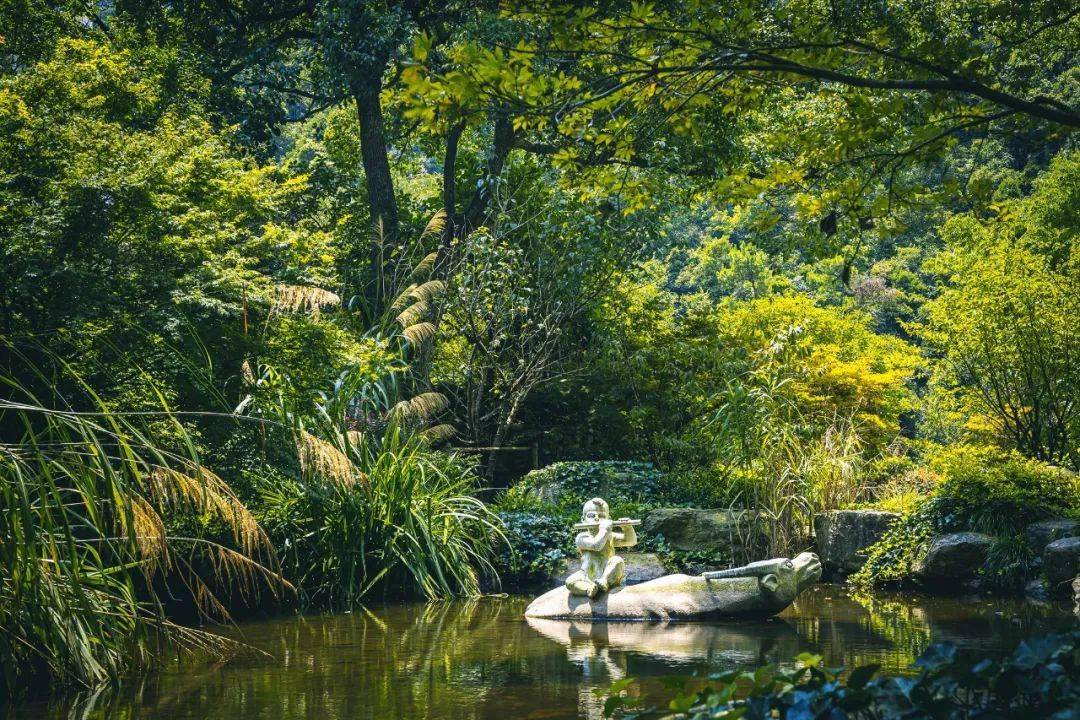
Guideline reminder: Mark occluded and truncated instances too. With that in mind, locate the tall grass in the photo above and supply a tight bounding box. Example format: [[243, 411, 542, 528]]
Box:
[[711, 357, 870, 560], [246, 227, 504, 605], [0, 362, 284, 697], [257, 362, 503, 607]]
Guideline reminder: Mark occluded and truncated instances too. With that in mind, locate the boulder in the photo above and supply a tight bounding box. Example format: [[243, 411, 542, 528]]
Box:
[[1043, 536, 1080, 587], [916, 532, 993, 584], [549, 552, 669, 587], [643, 507, 745, 553], [1025, 518, 1080, 551], [1025, 578, 1050, 602], [814, 510, 899, 576]]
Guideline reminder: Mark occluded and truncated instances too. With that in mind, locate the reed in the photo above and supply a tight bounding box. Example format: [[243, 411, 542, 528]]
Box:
[[0, 359, 283, 697]]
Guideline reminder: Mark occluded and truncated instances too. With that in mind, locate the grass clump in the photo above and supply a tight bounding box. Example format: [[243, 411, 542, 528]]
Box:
[[0, 364, 285, 697]]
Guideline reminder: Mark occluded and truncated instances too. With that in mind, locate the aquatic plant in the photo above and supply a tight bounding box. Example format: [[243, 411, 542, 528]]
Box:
[[258, 398, 503, 605]]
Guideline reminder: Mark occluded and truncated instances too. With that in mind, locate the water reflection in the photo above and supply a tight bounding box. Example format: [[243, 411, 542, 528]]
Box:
[[527, 617, 802, 718], [527, 616, 799, 667], [7, 586, 1075, 720]]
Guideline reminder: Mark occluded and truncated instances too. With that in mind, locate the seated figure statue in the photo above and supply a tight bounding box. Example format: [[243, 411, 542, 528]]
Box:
[[565, 498, 638, 599], [526, 498, 821, 619]]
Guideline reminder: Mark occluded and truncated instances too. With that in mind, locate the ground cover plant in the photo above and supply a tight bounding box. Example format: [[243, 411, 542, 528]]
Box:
[[854, 445, 1080, 591]]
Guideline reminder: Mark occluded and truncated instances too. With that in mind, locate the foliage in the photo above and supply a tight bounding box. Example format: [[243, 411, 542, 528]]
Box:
[[3, 0, 1079, 699], [407, 1, 1078, 228], [490, 508, 568, 589], [867, 465, 939, 515], [712, 296, 920, 453], [601, 631, 1080, 719], [509, 461, 672, 510], [920, 178, 1080, 467], [249, 273, 503, 604], [0, 357, 283, 697], [930, 445, 1080, 536], [434, 224, 576, 470], [257, 421, 501, 606], [583, 274, 919, 467], [855, 444, 1080, 588], [982, 536, 1038, 595], [853, 498, 940, 588]]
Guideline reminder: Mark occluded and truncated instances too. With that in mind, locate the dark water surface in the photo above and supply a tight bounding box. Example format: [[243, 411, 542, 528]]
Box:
[[10, 585, 1076, 720]]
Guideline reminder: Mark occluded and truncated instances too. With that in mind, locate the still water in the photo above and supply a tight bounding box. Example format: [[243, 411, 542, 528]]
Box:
[[10, 585, 1076, 720]]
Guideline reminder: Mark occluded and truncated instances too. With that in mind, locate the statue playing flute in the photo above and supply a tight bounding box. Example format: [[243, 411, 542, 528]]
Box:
[[565, 497, 639, 599]]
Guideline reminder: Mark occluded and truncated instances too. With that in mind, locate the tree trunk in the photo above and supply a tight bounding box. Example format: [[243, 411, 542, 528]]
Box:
[[353, 75, 399, 308], [485, 394, 523, 480], [463, 113, 515, 232]]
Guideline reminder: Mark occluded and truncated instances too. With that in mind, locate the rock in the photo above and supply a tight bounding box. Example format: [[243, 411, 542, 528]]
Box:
[[1043, 536, 1080, 588], [525, 552, 822, 620], [1025, 519, 1080, 551], [1025, 578, 1050, 601], [814, 510, 899, 576], [549, 552, 668, 587], [915, 532, 993, 584], [643, 507, 746, 553], [621, 553, 669, 585], [1073, 576, 1080, 615]]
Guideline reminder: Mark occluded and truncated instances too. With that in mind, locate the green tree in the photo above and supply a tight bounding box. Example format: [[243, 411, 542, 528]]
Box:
[[0, 38, 353, 416], [921, 223, 1080, 467]]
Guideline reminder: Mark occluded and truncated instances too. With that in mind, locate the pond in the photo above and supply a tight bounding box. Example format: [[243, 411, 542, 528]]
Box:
[[9, 585, 1076, 720]]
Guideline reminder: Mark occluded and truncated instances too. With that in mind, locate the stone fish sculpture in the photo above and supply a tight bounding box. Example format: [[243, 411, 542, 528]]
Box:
[[525, 497, 822, 620]]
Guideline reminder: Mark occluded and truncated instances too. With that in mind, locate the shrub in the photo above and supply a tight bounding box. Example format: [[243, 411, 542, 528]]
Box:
[[257, 425, 502, 607], [492, 509, 569, 588], [508, 461, 679, 513], [855, 444, 1080, 588], [868, 466, 939, 514], [601, 631, 1080, 719], [0, 367, 282, 697], [665, 465, 753, 508], [930, 445, 1080, 535]]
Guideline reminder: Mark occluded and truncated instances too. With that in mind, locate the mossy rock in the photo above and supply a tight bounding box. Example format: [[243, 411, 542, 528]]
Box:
[[1044, 536, 1080, 588], [1026, 519, 1080, 552], [643, 507, 747, 553], [915, 532, 993, 584], [815, 510, 900, 576]]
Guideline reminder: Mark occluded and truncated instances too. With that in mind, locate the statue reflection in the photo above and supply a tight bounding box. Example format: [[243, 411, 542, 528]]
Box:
[[526, 617, 800, 719]]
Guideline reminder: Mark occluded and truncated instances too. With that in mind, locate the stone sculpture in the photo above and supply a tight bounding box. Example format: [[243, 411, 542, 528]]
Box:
[[565, 497, 639, 599], [525, 497, 821, 620]]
